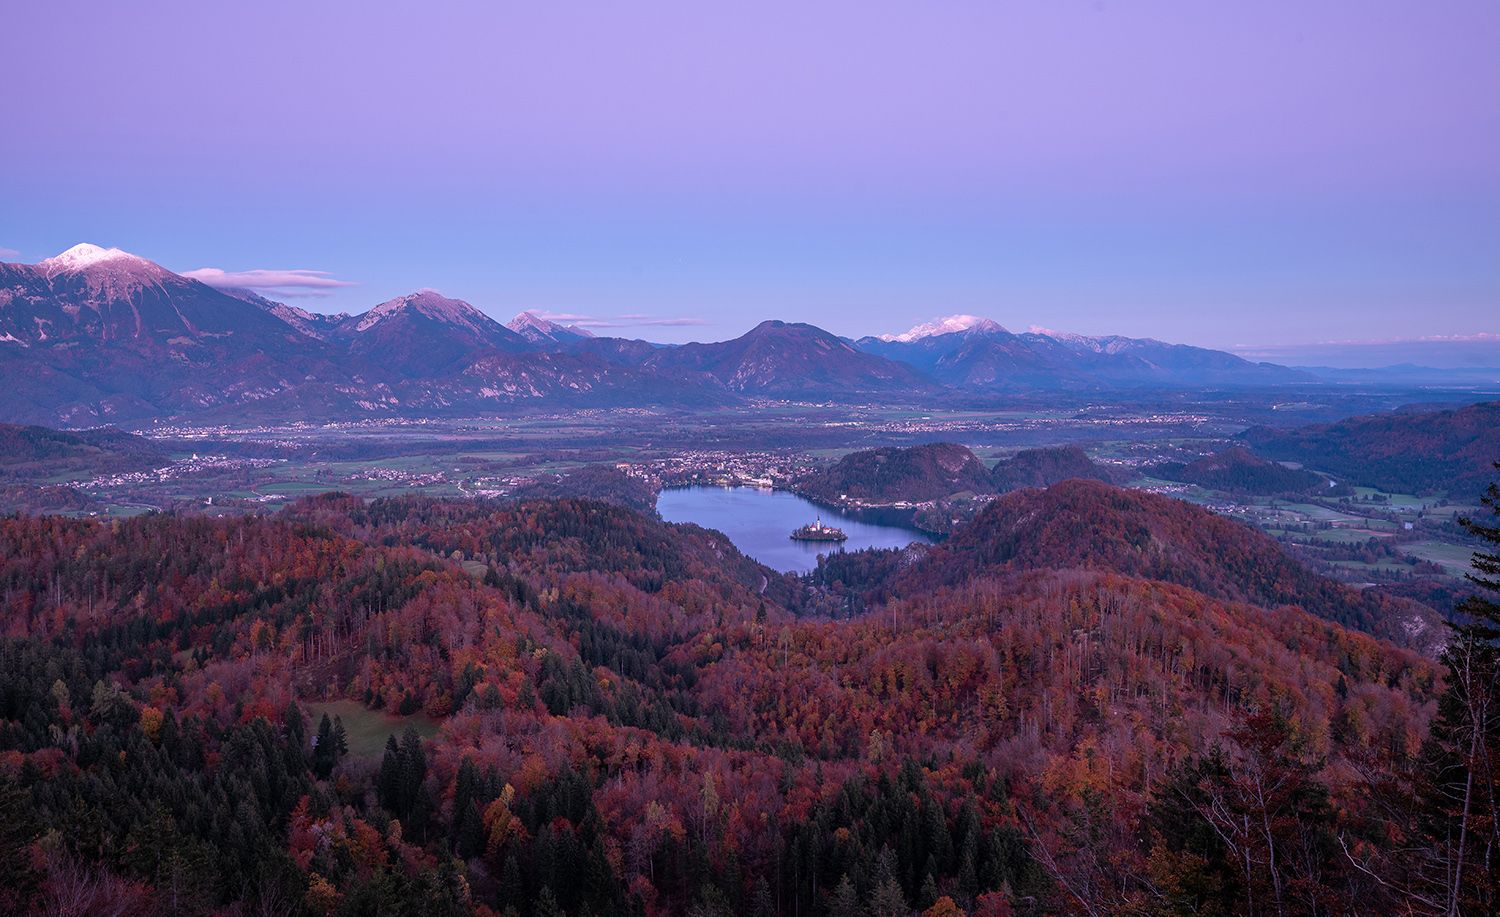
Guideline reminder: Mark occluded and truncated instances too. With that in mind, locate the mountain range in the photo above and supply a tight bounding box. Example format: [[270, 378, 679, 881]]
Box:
[[858, 315, 1307, 388], [2, 244, 1310, 424]]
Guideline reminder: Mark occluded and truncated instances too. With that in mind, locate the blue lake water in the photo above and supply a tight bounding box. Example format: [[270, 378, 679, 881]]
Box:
[[656, 486, 936, 574]]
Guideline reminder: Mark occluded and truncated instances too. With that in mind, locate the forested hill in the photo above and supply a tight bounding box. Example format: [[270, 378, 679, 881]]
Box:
[[1147, 445, 1325, 495], [1240, 399, 1500, 494], [284, 492, 778, 605], [0, 489, 1467, 914], [0, 422, 165, 479], [798, 442, 995, 503], [800, 442, 1121, 508], [499, 464, 657, 514], [988, 445, 1117, 492], [896, 478, 1443, 651]]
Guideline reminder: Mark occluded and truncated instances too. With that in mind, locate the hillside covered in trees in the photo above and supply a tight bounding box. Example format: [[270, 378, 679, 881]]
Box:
[[503, 464, 658, 514], [1146, 445, 1326, 495], [897, 478, 1443, 651], [801, 443, 1120, 508], [0, 422, 166, 481], [799, 443, 995, 504], [1241, 400, 1500, 494], [0, 475, 1492, 914], [987, 446, 1117, 492]]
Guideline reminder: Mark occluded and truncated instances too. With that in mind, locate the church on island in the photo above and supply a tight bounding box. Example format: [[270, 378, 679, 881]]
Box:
[[790, 516, 848, 542]]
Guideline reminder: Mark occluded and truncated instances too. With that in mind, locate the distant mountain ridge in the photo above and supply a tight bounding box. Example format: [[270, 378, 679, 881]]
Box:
[[1, 246, 1317, 424], [505, 310, 594, 345], [645, 320, 939, 397], [876, 314, 1005, 342], [223, 287, 348, 340], [334, 290, 529, 377], [859, 315, 1309, 389]]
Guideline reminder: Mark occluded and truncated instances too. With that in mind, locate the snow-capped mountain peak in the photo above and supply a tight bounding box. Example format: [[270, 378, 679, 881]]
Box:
[[879, 314, 1005, 342], [41, 243, 153, 273], [35, 243, 174, 298]]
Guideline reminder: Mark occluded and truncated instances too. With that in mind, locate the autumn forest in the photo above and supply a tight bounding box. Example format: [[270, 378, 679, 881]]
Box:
[[0, 470, 1497, 916]]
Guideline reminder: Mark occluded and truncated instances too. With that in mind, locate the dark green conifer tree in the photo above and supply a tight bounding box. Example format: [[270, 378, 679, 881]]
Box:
[[1419, 461, 1500, 914], [313, 713, 335, 777]]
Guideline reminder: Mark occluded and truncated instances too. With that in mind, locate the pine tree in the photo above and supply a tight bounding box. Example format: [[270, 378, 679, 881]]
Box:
[[870, 847, 908, 917], [1456, 462, 1500, 641], [452, 757, 480, 855], [955, 803, 981, 905], [378, 735, 402, 812], [750, 876, 775, 917], [395, 726, 431, 837], [332, 716, 348, 759], [919, 872, 940, 910], [500, 854, 526, 912], [537, 882, 564, 917], [281, 702, 305, 763], [869, 877, 909, 917], [1419, 460, 1500, 915], [313, 714, 335, 777], [829, 874, 861, 917], [0, 777, 38, 912]]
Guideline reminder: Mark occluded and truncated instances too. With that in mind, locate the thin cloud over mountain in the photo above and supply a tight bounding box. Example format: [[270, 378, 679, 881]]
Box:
[[183, 266, 357, 298], [534, 311, 709, 329]]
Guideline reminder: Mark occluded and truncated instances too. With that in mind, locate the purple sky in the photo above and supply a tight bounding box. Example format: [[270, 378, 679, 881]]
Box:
[[2, 1, 1497, 352]]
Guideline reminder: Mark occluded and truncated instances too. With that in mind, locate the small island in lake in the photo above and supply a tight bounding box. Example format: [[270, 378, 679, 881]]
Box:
[[790, 517, 848, 542]]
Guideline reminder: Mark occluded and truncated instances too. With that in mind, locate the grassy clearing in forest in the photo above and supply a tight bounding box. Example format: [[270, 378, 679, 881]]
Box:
[[303, 699, 440, 757]]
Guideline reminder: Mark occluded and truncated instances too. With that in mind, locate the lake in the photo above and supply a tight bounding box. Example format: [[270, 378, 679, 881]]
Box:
[[656, 485, 936, 574]]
